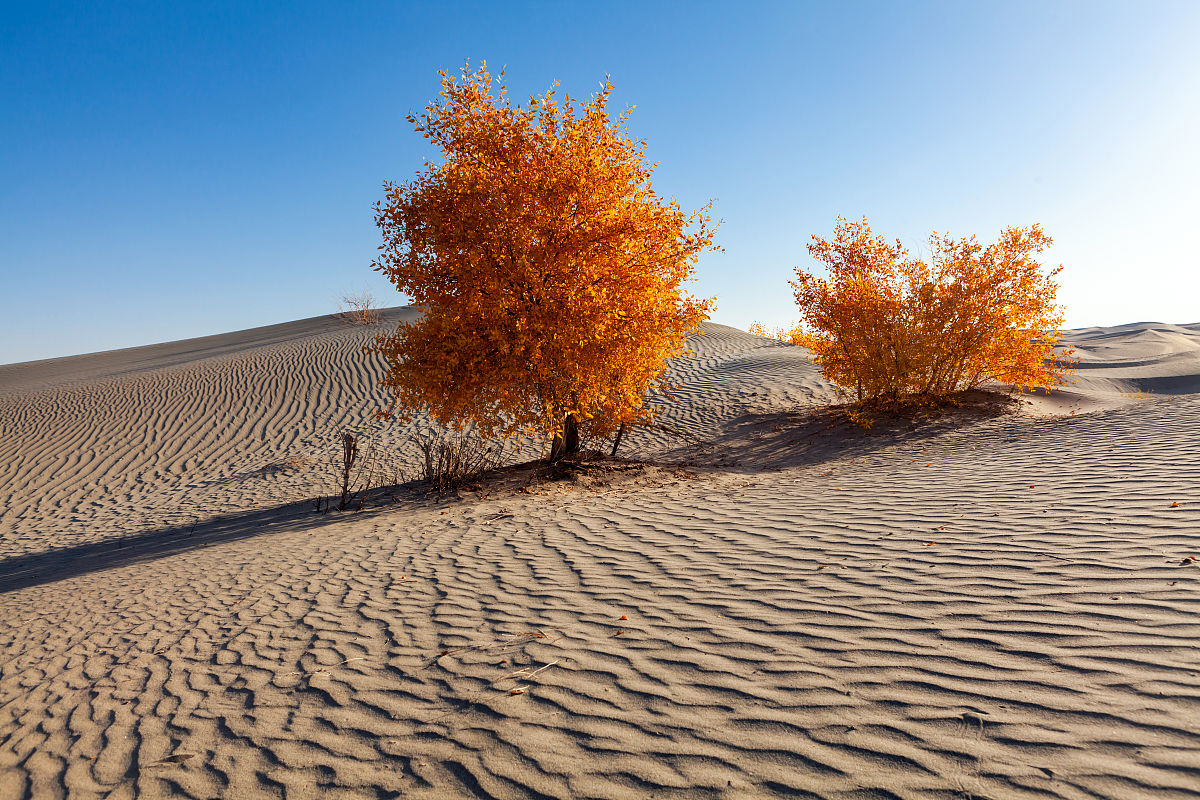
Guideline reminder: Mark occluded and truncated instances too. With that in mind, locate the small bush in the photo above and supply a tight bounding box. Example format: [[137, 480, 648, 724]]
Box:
[[417, 428, 504, 494], [338, 291, 382, 325], [311, 432, 389, 513], [792, 218, 1074, 404]]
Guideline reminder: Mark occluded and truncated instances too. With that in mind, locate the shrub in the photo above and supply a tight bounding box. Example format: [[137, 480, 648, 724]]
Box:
[[313, 430, 409, 513], [417, 428, 505, 495], [748, 320, 803, 344], [369, 63, 717, 462], [792, 218, 1073, 403], [338, 291, 382, 325]]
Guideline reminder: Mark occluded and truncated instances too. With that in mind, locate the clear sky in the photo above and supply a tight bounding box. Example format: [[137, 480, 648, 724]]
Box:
[[2, 1, 1198, 364]]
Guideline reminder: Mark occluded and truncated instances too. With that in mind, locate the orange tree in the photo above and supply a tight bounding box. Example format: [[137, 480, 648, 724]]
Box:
[[792, 218, 1072, 404], [370, 64, 716, 461]]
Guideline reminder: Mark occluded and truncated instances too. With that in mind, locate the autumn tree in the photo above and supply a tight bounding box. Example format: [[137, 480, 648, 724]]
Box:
[[370, 64, 717, 462], [792, 218, 1073, 404]]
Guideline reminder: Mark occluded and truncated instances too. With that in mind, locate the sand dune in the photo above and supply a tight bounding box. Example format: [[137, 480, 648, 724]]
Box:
[[0, 308, 417, 559], [1068, 322, 1200, 397], [1, 310, 1198, 799]]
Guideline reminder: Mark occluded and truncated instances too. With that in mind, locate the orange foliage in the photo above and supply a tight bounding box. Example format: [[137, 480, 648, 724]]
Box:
[[370, 64, 717, 457], [748, 320, 804, 345], [792, 218, 1073, 402]]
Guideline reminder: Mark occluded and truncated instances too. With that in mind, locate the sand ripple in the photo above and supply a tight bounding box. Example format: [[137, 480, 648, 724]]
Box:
[[1, 312, 1198, 798]]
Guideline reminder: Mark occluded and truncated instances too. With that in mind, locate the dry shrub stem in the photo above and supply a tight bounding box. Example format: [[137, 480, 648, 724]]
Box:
[[418, 428, 505, 495], [312, 431, 397, 513], [338, 433, 359, 511]]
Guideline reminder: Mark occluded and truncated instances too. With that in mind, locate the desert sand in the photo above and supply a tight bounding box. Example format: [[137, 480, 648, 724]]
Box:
[[1, 308, 1198, 799]]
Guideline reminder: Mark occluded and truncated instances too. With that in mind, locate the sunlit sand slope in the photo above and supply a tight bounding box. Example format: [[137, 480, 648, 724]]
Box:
[[0, 312, 829, 559], [1, 313, 1198, 799], [1037, 322, 1200, 413], [0, 310, 420, 558]]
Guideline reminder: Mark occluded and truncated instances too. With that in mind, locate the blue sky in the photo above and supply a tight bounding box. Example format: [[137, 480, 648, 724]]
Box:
[[2, 1, 1198, 364]]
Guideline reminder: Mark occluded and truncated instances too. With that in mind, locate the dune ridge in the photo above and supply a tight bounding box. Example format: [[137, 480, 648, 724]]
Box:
[[1, 309, 1198, 799]]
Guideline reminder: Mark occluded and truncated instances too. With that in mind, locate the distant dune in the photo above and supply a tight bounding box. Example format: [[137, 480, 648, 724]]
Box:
[[1, 308, 1198, 799]]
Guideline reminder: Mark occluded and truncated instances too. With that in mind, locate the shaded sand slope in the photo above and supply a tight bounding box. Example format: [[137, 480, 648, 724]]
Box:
[[1, 315, 1199, 799]]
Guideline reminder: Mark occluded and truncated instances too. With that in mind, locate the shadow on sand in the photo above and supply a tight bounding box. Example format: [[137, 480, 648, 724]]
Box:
[[0, 488, 444, 596], [665, 390, 1018, 473], [1, 393, 1018, 595]]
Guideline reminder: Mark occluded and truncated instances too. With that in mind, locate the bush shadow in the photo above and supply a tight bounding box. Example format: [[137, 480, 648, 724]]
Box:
[[668, 390, 1018, 472]]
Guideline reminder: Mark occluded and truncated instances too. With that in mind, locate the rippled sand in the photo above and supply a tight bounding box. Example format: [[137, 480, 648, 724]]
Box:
[[2, 310, 1198, 799]]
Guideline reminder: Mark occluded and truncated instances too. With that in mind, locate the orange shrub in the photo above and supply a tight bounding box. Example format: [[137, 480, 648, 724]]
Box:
[[792, 218, 1073, 403], [748, 320, 804, 345], [370, 64, 717, 460]]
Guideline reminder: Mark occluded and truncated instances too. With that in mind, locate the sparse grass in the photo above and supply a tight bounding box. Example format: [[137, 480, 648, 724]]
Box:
[[338, 291, 382, 325], [305, 424, 672, 512]]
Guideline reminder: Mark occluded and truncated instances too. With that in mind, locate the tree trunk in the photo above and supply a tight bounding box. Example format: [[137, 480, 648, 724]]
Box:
[[548, 412, 580, 463], [610, 422, 627, 457]]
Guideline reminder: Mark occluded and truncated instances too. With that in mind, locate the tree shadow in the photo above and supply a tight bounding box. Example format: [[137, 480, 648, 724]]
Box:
[[0, 485, 446, 595]]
